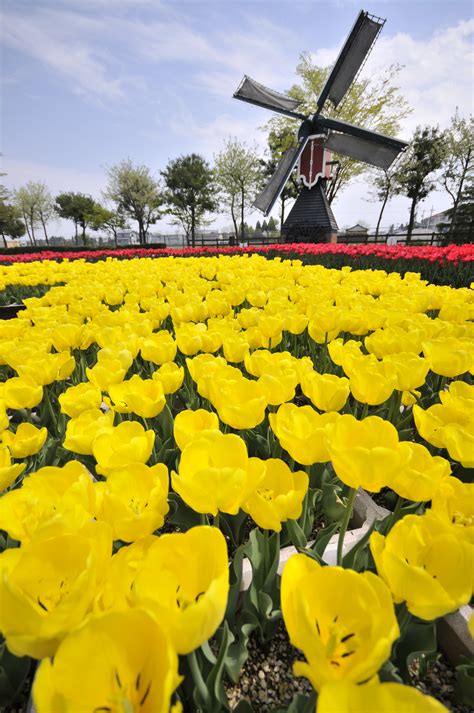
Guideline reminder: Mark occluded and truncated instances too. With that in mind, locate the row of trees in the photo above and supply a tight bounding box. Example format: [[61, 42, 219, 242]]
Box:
[[1, 55, 472, 246]]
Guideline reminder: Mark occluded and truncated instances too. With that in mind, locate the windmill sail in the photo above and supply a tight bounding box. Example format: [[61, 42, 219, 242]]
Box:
[[317, 11, 384, 112], [254, 137, 310, 215], [325, 133, 401, 170], [318, 114, 407, 168], [233, 75, 305, 119]]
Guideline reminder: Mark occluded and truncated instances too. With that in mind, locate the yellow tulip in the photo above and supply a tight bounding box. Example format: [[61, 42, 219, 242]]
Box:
[[94, 536, 157, 612], [33, 609, 181, 713], [3, 376, 43, 410], [0, 522, 112, 658], [327, 338, 363, 374], [0, 398, 9, 432], [50, 322, 85, 352], [308, 306, 341, 344], [269, 404, 340, 465], [222, 334, 250, 363], [431, 476, 474, 544], [0, 444, 26, 491], [243, 458, 309, 532], [95, 463, 169, 542], [109, 374, 166, 418], [325, 415, 402, 492], [258, 366, 299, 406], [58, 382, 102, 418], [382, 352, 430, 391], [209, 375, 267, 430], [387, 441, 451, 502], [140, 330, 177, 365], [413, 401, 474, 466], [301, 371, 350, 412], [16, 351, 76, 386], [173, 408, 220, 450], [423, 338, 472, 377], [281, 554, 399, 691], [0, 460, 95, 542], [370, 513, 473, 620], [347, 355, 397, 405], [316, 681, 448, 712], [63, 408, 115, 456], [132, 526, 229, 654], [86, 358, 128, 390], [175, 323, 206, 355], [153, 362, 184, 394], [93, 421, 155, 477], [172, 431, 254, 515], [1, 423, 47, 458]]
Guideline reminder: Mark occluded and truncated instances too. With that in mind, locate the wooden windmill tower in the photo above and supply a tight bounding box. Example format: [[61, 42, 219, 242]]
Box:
[[233, 10, 408, 243]]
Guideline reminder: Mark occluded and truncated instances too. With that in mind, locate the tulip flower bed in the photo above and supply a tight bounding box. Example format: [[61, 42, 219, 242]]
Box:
[[0, 253, 473, 712], [0, 240, 473, 288]]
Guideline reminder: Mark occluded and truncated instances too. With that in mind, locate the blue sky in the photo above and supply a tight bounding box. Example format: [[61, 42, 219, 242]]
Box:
[[2, 0, 473, 236]]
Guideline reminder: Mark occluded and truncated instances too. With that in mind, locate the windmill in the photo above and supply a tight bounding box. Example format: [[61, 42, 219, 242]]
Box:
[[233, 10, 408, 243]]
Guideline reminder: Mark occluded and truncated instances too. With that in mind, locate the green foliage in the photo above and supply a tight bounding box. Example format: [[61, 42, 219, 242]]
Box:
[[443, 176, 474, 244], [104, 159, 163, 245], [267, 56, 411, 203], [14, 181, 55, 245], [214, 139, 264, 242], [393, 126, 448, 241], [0, 191, 25, 246], [162, 154, 217, 246], [87, 204, 129, 244], [55, 192, 98, 245], [440, 110, 474, 239]]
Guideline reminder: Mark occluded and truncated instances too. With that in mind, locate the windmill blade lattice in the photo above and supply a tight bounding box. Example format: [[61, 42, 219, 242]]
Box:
[[316, 10, 385, 112], [254, 137, 310, 215], [233, 75, 305, 119]]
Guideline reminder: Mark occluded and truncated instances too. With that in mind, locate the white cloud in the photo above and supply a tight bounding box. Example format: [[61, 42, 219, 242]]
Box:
[[1, 8, 125, 101], [374, 20, 474, 132]]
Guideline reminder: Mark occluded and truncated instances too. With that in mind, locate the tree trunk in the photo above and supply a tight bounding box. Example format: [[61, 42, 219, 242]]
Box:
[[74, 221, 79, 246], [280, 195, 286, 241], [191, 205, 196, 248], [375, 190, 390, 239], [22, 211, 33, 245], [406, 198, 418, 243], [1, 231, 7, 248], [29, 209, 37, 245], [240, 186, 245, 244], [40, 216, 49, 246], [230, 195, 238, 245]]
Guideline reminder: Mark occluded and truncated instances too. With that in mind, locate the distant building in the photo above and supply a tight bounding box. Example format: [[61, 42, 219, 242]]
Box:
[[116, 230, 140, 245], [344, 223, 369, 235], [419, 210, 451, 230]]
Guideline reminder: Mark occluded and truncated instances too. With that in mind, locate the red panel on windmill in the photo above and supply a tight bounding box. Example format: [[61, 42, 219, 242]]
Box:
[[298, 137, 333, 188]]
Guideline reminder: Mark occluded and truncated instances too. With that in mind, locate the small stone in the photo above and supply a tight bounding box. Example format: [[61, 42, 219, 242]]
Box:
[[258, 670, 265, 680]]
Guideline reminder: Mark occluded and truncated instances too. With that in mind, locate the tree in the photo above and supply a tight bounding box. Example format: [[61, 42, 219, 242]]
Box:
[[439, 110, 474, 240], [104, 160, 163, 245], [0, 187, 26, 247], [443, 176, 474, 244], [214, 139, 263, 243], [55, 192, 97, 245], [267, 216, 278, 233], [14, 181, 55, 245], [161, 154, 216, 247], [366, 167, 398, 238], [393, 126, 447, 242], [267, 55, 411, 204], [263, 126, 300, 234], [87, 204, 129, 246]]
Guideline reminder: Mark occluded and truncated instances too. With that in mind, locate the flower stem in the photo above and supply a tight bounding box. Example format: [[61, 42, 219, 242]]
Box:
[[187, 649, 212, 709], [337, 487, 356, 567], [389, 495, 404, 530]]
